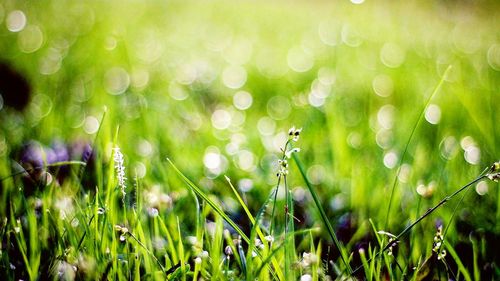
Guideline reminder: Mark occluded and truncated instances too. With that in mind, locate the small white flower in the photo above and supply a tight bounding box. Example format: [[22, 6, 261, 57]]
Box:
[[254, 238, 262, 247], [301, 252, 318, 267], [487, 162, 500, 182], [194, 257, 202, 265], [114, 225, 128, 234], [288, 126, 302, 142], [147, 207, 159, 217], [224, 245, 233, 256], [264, 235, 274, 243], [432, 225, 445, 260], [277, 159, 289, 177], [300, 274, 312, 281]]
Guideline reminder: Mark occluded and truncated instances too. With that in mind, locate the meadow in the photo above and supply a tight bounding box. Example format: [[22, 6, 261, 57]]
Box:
[[0, 0, 499, 280]]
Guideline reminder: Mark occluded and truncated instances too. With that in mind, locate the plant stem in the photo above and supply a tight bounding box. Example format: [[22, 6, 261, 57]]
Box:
[[352, 172, 487, 274], [384, 65, 452, 230]]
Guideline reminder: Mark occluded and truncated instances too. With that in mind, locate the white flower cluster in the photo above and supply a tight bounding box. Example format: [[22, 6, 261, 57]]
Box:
[[113, 147, 126, 201], [288, 126, 302, 142], [277, 159, 289, 177], [432, 225, 446, 260], [377, 230, 398, 256], [114, 224, 129, 242], [276, 126, 303, 177], [300, 252, 318, 268], [487, 161, 500, 182]]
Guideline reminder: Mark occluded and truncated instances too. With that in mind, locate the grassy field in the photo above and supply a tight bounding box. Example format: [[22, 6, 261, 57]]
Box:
[[0, 0, 499, 280]]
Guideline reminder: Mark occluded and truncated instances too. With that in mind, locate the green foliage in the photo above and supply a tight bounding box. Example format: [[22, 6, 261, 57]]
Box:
[[0, 0, 499, 280]]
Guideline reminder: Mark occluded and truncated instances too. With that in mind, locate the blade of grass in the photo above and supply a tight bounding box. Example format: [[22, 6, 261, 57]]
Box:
[[167, 158, 282, 280], [368, 219, 395, 279], [359, 246, 371, 281], [255, 227, 318, 277], [384, 65, 452, 230], [168, 158, 248, 242], [292, 153, 352, 274], [352, 169, 489, 274], [285, 189, 296, 280], [445, 243, 472, 281], [225, 175, 284, 280], [247, 186, 280, 280]]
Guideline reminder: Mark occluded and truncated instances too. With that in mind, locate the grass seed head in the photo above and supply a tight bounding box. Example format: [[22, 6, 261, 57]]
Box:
[[113, 147, 127, 202], [487, 161, 500, 182]]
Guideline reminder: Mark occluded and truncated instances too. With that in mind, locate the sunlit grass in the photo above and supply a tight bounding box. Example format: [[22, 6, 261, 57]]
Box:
[[0, 0, 499, 280]]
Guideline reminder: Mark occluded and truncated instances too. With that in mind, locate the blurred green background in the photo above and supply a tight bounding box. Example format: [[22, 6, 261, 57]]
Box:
[[0, 0, 499, 272]]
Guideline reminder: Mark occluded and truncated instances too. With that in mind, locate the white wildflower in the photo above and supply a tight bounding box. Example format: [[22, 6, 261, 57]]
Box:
[[487, 161, 500, 182], [113, 147, 127, 203], [432, 225, 446, 260], [288, 126, 302, 142], [201, 250, 209, 259], [301, 252, 318, 267], [224, 245, 233, 256], [277, 159, 289, 177], [264, 235, 274, 243], [300, 274, 312, 281]]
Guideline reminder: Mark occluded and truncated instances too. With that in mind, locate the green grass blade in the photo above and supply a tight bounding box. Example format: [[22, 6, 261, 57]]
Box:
[[167, 158, 249, 242], [291, 153, 352, 275], [225, 175, 284, 280], [384, 65, 452, 230], [445, 243, 472, 281], [285, 189, 296, 280], [167, 158, 282, 280]]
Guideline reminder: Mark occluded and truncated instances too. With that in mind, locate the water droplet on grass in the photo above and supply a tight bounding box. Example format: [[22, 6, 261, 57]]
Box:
[[18, 25, 43, 53], [464, 146, 480, 165], [83, 116, 99, 134], [104, 67, 130, 95], [372, 74, 393, 97], [222, 65, 247, 89], [267, 96, 291, 120], [257, 117, 276, 136], [238, 178, 253, 192], [383, 150, 398, 169], [425, 104, 441, 125], [440, 136, 459, 160], [6, 10, 26, 32], [380, 42, 406, 68], [287, 46, 313, 72], [236, 150, 255, 172], [318, 20, 339, 46], [377, 104, 395, 130], [475, 181, 488, 195], [233, 91, 253, 110], [211, 109, 232, 130], [487, 44, 500, 71]]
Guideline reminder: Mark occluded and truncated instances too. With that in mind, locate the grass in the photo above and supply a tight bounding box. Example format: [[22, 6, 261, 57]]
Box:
[[0, 0, 499, 280]]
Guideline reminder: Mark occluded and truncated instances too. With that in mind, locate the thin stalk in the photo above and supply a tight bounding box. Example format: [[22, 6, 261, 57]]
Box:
[[127, 232, 167, 275], [292, 153, 353, 274], [392, 175, 486, 245], [269, 176, 281, 238], [352, 171, 488, 274], [384, 65, 452, 230], [283, 174, 289, 279], [270, 139, 291, 238]]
